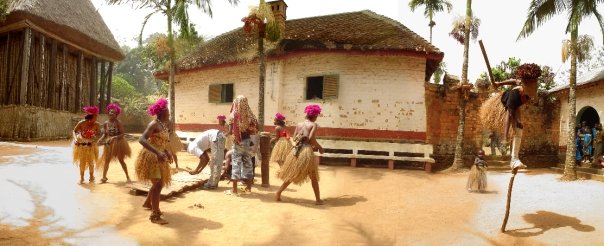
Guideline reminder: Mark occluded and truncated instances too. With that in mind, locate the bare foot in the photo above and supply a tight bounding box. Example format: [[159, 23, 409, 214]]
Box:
[[100, 177, 108, 183], [315, 200, 324, 205]]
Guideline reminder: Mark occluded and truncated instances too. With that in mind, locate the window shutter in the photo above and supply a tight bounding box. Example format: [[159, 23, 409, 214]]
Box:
[[323, 75, 338, 99], [209, 84, 221, 103]]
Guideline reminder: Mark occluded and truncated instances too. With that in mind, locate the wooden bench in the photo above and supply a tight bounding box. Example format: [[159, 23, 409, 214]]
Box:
[[314, 139, 435, 172]]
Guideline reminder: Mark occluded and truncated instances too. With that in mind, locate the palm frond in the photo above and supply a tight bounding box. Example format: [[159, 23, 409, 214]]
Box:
[[517, 0, 568, 40], [138, 10, 161, 46]]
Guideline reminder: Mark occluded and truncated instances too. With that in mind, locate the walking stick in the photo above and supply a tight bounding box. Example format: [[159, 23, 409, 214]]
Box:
[[501, 168, 518, 232], [478, 40, 496, 88]]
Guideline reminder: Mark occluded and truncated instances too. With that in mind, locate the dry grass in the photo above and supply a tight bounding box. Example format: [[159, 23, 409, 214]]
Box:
[[479, 92, 506, 135]]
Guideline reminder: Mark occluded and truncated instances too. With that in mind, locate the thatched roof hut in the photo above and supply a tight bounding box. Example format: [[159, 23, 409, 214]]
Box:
[[158, 10, 443, 82], [0, 0, 123, 140], [3, 0, 124, 61]]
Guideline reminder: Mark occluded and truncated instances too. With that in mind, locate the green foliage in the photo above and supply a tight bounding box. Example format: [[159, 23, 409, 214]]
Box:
[[0, 0, 11, 22], [432, 62, 447, 84], [112, 75, 141, 99], [115, 45, 159, 95]]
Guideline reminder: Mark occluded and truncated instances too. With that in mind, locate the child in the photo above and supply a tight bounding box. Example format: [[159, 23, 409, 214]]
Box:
[[467, 149, 488, 193], [97, 103, 132, 183], [72, 106, 101, 184], [136, 98, 173, 224], [596, 155, 604, 168], [276, 104, 325, 205], [270, 113, 293, 167]]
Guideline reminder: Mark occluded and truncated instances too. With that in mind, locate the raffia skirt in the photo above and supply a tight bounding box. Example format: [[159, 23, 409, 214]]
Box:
[[73, 143, 99, 170], [270, 138, 293, 164], [168, 132, 183, 153], [97, 138, 131, 170], [466, 165, 487, 192], [134, 148, 172, 186], [277, 145, 318, 185]]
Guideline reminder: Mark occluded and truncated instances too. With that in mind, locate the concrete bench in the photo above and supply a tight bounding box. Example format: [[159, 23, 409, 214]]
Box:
[[314, 139, 435, 172]]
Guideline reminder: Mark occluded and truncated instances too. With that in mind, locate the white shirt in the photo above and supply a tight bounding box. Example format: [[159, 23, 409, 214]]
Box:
[[187, 129, 220, 157]]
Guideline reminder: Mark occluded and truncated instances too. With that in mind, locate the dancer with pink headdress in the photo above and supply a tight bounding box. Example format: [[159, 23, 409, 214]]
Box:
[[97, 103, 132, 183], [276, 104, 325, 205], [135, 98, 173, 224], [270, 112, 292, 167], [72, 106, 101, 184]]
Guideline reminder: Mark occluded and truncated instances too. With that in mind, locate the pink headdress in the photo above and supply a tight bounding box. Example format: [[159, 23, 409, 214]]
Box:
[[147, 98, 168, 116], [304, 104, 322, 117], [217, 115, 227, 122], [274, 112, 286, 121], [83, 106, 99, 115], [106, 103, 122, 115]]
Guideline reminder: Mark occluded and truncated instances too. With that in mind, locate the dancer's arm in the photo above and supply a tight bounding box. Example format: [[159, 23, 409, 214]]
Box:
[[309, 123, 324, 154], [494, 79, 521, 88]]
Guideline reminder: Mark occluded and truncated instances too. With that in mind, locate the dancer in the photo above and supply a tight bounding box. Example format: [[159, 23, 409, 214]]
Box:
[[72, 106, 101, 184], [168, 121, 182, 169], [224, 95, 258, 196], [187, 115, 228, 189], [270, 112, 293, 167], [494, 64, 541, 171], [135, 98, 173, 224], [97, 103, 132, 183], [467, 149, 488, 193], [276, 104, 325, 205]]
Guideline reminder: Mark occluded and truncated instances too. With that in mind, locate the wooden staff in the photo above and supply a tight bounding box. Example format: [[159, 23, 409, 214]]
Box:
[[501, 168, 518, 232], [479, 40, 496, 88]]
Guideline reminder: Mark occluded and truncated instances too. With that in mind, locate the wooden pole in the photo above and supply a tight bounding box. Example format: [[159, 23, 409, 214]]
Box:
[[99, 61, 106, 111], [478, 40, 496, 87], [106, 62, 113, 104], [60, 44, 67, 110], [501, 168, 518, 232], [75, 52, 83, 112], [19, 27, 32, 105], [49, 39, 57, 109]]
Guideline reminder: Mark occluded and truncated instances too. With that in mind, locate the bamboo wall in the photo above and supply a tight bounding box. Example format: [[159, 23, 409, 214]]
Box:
[[0, 27, 114, 113], [0, 27, 116, 140]]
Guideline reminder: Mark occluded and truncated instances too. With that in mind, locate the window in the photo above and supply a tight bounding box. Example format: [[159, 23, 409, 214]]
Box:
[[209, 83, 234, 103], [305, 75, 338, 100]]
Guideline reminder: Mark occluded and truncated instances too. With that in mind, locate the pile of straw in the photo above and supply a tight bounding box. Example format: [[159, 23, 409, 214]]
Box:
[[479, 92, 506, 134]]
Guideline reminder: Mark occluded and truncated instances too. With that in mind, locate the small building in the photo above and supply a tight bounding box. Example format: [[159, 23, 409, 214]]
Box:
[[550, 68, 604, 153], [161, 0, 443, 142], [0, 0, 124, 140]]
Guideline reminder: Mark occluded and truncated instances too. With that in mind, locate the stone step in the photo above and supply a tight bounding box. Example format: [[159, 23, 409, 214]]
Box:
[[551, 167, 604, 182]]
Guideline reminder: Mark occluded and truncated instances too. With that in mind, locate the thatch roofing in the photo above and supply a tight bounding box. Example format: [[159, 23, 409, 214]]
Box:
[[4, 0, 124, 61], [171, 10, 443, 80], [549, 67, 604, 94]]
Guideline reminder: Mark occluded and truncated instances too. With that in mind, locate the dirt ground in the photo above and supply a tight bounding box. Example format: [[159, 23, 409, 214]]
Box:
[[1, 140, 604, 245]]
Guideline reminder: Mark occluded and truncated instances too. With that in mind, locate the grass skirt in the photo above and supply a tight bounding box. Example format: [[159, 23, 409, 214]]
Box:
[[97, 138, 131, 170], [134, 148, 172, 186], [168, 132, 183, 153], [479, 92, 506, 136], [277, 145, 318, 185], [270, 138, 293, 164], [73, 143, 98, 170], [466, 165, 487, 192]]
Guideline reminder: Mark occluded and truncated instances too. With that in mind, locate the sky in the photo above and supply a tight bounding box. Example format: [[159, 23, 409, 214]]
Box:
[[91, 0, 604, 83]]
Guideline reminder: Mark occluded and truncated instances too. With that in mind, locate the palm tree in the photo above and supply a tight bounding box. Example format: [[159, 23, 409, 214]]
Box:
[[242, 0, 281, 130], [446, 0, 476, 171], [106, 0, 239, 122], [562, 35, 595, 62], [408, 0, 453, 43], [517, 0, 604, 181]]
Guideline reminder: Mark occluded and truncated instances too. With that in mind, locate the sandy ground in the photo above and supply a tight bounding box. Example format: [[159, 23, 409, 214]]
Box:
[[1, 140, 604, 245]]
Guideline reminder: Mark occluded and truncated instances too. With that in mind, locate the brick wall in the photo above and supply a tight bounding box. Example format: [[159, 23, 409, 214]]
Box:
[[425, 83, 560, 170]]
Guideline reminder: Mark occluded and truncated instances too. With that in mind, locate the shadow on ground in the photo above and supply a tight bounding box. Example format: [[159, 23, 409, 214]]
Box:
[[506, 210, 595, 237]]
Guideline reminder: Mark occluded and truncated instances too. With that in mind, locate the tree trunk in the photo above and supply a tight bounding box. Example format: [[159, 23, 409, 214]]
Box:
[[167, 8, 177, 123], [562, 28, 579, 181], [258, 24, 266, 131], [107, 62, 113, 104], [19, 27, 31, 105], [447, 0, 472, 171]]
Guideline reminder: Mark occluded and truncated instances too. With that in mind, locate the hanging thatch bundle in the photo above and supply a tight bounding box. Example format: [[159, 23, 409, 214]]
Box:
[[479, 92, 507, 134]]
